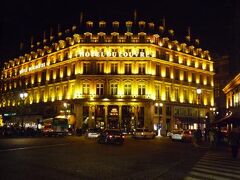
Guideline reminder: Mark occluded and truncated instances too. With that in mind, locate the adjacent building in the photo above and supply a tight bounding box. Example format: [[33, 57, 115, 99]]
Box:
[[222, 73, 240, 127], [0, 20, 214, 134]]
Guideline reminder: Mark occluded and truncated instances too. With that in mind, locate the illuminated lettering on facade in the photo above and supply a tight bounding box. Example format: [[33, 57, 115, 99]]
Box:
[[20, 63, 46, 74], [78, 51, 150, 57], [18, 51, 151, 75]]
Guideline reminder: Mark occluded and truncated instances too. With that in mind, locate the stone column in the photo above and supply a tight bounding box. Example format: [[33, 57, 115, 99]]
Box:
[[119, 105, 122, 129], [104, 105, 108, 128], [74, 103, 83, 129]]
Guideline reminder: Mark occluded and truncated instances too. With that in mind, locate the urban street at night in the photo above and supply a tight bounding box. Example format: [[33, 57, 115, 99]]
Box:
[[0, 136, 239, 180], [1, 0, 240, 179]]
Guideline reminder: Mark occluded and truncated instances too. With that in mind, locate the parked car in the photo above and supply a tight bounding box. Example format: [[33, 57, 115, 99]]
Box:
[[182, 130, 194, 142], [132, 128, 156, 139], [167, 131, 173, 138], [97, 129, 124, 144], [85, 128, 101, 138], [171, 129, 194, 142]]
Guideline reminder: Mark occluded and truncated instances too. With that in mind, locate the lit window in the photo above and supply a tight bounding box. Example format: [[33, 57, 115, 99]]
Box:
[[83, 83, 90, 95], [83, 63, 90, 74], [155, 85, 160, 99], [124, 63, 132, 75], [166, 87, 170, 101], [124, 84, 132, 95], [111, 63, 118, 74], [138, 64, 146, 75], [110, 83, 118, 95], [96, 83, 104, 95], [97, 63, 104, 74], [138, 84, 146, 95]]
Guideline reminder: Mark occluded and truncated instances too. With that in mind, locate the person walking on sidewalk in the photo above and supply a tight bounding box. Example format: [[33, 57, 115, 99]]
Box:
[[209, 128, 215, 147], [228, 128, 240, 159]]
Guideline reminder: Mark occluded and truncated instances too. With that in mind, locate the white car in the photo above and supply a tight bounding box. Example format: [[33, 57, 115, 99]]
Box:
[[85, 129, 101, 138], [132, 128, 156, 139], [171, 130, 184, 141], [171, 130, 194, 142]]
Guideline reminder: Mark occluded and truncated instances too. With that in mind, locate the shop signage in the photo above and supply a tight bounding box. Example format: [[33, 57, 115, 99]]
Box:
[[20, 63, 46, 74]]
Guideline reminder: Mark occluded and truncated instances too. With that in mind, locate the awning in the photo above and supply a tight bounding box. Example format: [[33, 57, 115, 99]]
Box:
[[174, 116, 205, 124], [213, 111, 240, 125]]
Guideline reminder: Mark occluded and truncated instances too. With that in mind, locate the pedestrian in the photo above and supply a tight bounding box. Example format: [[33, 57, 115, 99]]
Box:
[[209, 129, 215, 147], [196, 127, 202, 144], [228, 128, 240, 159]]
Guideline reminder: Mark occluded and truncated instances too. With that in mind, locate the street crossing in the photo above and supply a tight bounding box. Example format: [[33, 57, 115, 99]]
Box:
[[184, 150, 240, 180]]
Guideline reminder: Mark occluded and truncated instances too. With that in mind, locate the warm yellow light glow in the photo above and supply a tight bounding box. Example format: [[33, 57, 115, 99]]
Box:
[[161, 67, 166, 77], [195, 60, 199, 68], [209, 64, 213, 72], [178, 56, 183, 64], [202, 62, 206, 70], [169, 54, 173, 62]]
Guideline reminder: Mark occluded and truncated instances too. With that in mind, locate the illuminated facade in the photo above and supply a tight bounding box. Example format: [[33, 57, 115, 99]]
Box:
[[223, 73, 240, 109], [0, 20, 214, 133], [219, 73, 240, 127]]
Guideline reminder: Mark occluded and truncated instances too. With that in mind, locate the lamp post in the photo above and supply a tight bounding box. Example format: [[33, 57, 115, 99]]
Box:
[[63, 102, 68, 118], [155, 102, 163, 136], [19, 92, 28, 128], [196, 87, 202, 128]]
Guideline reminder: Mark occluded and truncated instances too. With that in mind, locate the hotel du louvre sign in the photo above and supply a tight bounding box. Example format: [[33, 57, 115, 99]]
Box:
[[19, 51, 153, 74], [78, 51, 152, 58]]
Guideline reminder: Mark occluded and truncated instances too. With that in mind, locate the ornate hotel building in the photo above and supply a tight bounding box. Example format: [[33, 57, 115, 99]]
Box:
[[0, 20, 214, 133]]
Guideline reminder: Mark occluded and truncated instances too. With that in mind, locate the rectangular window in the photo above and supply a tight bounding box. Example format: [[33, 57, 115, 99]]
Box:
[[97, 63, 104, 74], [155, 85, 160, 99], [124, 63, 132, 75], [138, 64, 146, 75], [166, 67, 170, 78], [138, 84, 146, 95], [183, 89, 188, 103], [124, 84, 132, 95], [175, 69, 179, 80], [110, 63, 118, 74], [110, 83, 118, 95], [56, 86, 59, 100], [64, 66, 68, 77], [63, 85, 68, 98], [83, 83, 90, 95], [192, 73, 196, 83], [166, 87, 170, 101], [175, 88, 179, 101], [96, 83, 104, 95], [156, 64, 160, 76], [83, 63, 90, 74]]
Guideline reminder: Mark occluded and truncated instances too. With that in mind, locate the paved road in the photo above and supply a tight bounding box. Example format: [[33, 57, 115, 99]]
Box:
[[0, 136, 208, 180], [184, 149, 240, 180]]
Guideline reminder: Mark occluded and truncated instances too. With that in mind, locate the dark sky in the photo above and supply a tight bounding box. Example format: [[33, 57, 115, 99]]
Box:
[[0, 0, 238, 65]]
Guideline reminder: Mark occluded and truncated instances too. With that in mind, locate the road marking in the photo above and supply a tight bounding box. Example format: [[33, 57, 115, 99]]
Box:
[[0, 143, 70, 152], [184, 151, 240, 180]]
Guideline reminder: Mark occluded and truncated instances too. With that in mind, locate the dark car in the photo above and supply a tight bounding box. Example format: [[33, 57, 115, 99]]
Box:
[[97, 129, 124, 145]]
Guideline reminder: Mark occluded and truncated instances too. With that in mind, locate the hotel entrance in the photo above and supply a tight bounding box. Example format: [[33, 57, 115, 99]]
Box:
[[107, 105, 119, 129], [95, 105, 105, 129], [122, 105, 133, 132]]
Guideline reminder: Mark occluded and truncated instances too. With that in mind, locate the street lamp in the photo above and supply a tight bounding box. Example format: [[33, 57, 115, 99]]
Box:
[[19, 92, 28, 127], [63, 102, 68, 118], [155, 102, 163, 136], [196, 87, 202, 129]]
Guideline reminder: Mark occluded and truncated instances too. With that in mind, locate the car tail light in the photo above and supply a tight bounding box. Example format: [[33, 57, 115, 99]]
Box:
[[122, 135, 125, 138], [109, 135, 112, 138]]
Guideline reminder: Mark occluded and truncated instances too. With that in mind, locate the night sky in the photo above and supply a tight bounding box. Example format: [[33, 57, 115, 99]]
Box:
[[0, 0, 238, 65]]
